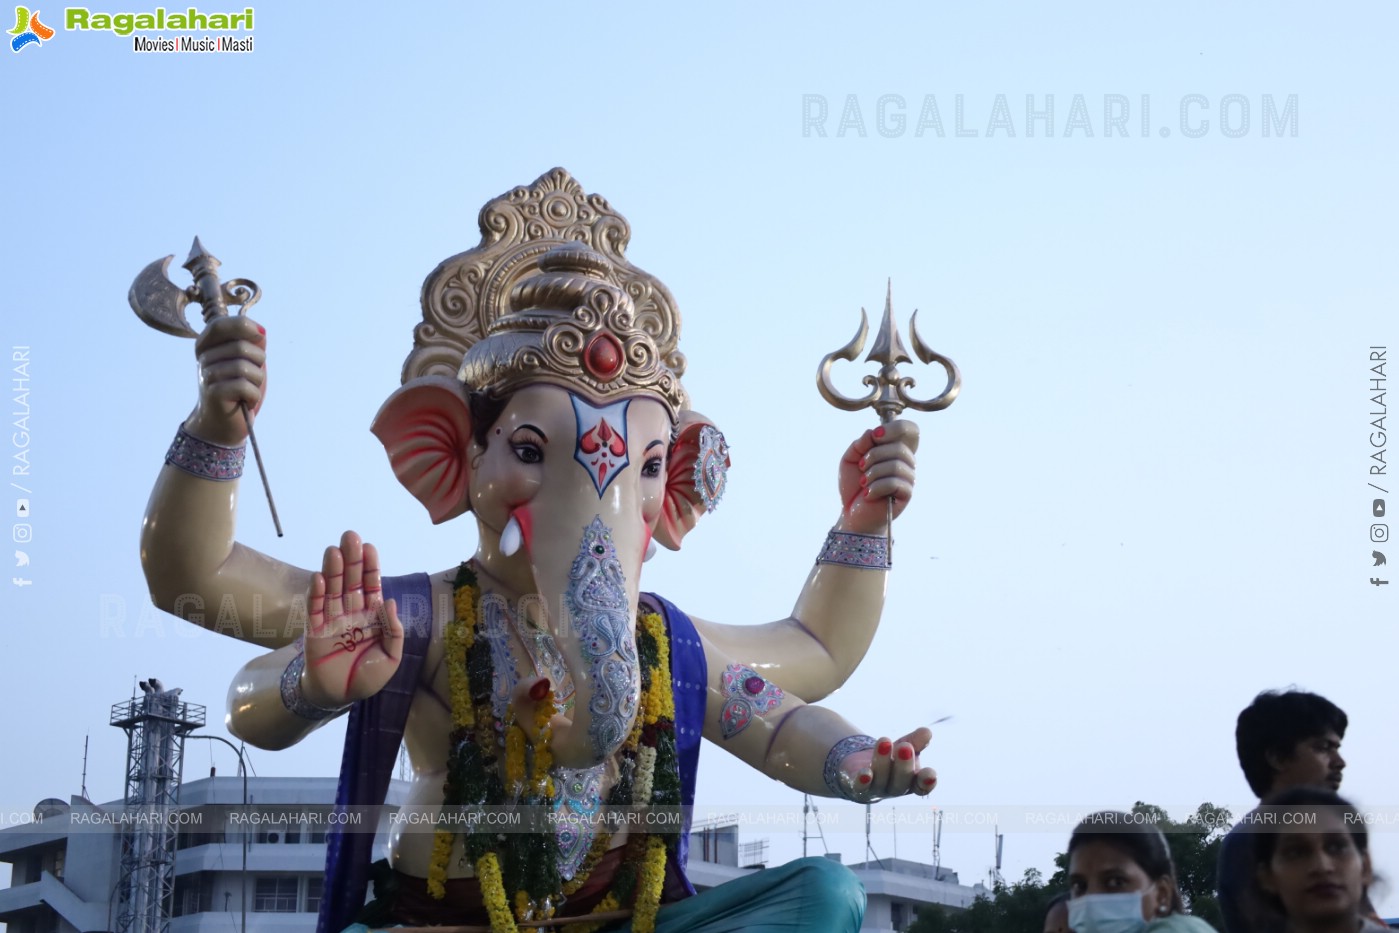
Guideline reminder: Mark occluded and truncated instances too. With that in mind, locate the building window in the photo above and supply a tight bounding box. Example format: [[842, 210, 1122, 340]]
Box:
[[178, 828, 227, 849], [305, 877, 323, 913], [253, 877, 298, 913], [173, 872, 214, 917], [891, 901, 908, 931], [255, 826, 301, 844]]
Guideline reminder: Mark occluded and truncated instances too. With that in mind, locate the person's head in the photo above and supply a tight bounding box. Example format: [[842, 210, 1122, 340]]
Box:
[[1236, 690, 1348, 798], [1044, 892, 1071, 933], [1252, 787, 1372, 931], [1066, 812, 1185, 932]]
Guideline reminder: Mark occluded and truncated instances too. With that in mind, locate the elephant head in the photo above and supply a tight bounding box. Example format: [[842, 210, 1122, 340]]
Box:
[[370, 234, 729, 765]]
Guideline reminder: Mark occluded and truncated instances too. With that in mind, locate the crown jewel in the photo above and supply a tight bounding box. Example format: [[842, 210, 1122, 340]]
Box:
[[399, 168, 687, 418]]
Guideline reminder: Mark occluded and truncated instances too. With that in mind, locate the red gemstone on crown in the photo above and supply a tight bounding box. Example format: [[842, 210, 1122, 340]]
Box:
[[584, 332, 624, 381]]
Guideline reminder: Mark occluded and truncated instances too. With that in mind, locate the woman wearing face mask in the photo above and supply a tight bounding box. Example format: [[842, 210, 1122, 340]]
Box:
[[1252, 787, 1386, 933], [1066, 811, 1216, 933]]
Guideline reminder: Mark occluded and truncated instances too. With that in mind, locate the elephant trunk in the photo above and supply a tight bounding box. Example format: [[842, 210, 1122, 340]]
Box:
[[518, 495, 648, 770]]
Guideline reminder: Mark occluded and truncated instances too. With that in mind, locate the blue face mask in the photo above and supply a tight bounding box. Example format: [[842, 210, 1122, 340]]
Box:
[[1068, 891, 1148, 933]]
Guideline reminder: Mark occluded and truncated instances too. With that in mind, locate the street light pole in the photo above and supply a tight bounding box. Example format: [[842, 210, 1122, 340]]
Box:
[[188, 734, 248, 933]]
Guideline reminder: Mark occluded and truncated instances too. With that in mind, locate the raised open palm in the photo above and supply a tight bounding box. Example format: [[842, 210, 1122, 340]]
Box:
[[301, 531, 404, 707]]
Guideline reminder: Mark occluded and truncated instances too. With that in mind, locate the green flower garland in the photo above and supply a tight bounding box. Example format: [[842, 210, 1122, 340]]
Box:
[[423, 563, 681, 933]]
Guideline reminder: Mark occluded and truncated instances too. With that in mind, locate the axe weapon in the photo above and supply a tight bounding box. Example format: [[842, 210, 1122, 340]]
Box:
[[129, 237, 284, 537]]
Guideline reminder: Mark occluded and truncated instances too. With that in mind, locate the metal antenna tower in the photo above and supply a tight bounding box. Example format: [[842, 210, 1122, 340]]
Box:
[[110, 679, 205, 933], [931, 808, 943, 877], [864, 803, 885, 869], [989, 824, 1005, 887], [81, 734, 90, 800], [801, 793, 830, 858]]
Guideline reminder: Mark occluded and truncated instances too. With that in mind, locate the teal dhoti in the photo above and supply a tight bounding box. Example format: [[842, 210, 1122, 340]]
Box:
[[343, 857, 864, 933], [614, 857, 866, 933]]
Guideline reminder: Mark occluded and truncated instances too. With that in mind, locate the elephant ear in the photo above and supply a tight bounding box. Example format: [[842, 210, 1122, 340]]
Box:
[[370, 376, 474, 524], [655, 411, 731, 551]]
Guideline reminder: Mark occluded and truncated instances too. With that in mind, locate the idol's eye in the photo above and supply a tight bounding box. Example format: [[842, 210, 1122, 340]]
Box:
[[642, 456, 664, 478], [512, 443, 543, 465], [510, 427, 546, 464]]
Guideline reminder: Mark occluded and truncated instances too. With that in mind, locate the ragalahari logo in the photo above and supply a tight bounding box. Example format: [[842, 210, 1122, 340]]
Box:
[[9, 6, 53, 51]]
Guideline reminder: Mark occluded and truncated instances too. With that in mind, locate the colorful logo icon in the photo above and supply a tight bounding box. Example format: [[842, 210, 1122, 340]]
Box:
[[9, 6, 53, 52]]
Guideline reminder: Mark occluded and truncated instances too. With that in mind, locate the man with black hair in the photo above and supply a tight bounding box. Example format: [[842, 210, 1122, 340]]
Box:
[[1216, 689, 1349, 933]]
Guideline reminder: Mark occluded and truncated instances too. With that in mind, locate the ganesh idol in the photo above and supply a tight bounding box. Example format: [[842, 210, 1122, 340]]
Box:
[[139, 169, 938, 933]]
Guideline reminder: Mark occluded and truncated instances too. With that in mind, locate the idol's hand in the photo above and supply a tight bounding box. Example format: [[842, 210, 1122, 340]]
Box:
[[186, 314, 266, 446], [301, 531, 404, 706], [836, 420, 919, 535], [838, 726, 937, 801]]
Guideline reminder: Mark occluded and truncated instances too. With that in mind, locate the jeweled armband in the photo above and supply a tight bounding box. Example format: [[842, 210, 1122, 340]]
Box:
[[280, 642, 350, 721], [823, 734, 878, 800], [165, 425, 245, 481], [816, 530, 890, 570]]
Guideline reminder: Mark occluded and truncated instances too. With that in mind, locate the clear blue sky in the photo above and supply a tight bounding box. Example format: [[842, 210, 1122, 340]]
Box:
[[3, 0, 1395, 914]]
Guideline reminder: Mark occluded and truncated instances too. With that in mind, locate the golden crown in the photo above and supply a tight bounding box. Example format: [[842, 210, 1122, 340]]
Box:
[[399, 168, 687, 418]]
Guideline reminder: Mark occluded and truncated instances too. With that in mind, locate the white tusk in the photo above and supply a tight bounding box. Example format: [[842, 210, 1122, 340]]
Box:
[[643, 538, 658, 562], [500, 515, 523, 556]]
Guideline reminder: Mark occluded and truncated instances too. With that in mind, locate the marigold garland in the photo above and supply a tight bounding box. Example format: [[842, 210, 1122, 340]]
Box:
[[477, 852, 518, 933], [640, 612, 675, 722], [425, 829, 455, 900], [449, 580, 478, 729], [632, 836, 670, 933], [426, 568, 679, 933], [505, 725, 527, 795]]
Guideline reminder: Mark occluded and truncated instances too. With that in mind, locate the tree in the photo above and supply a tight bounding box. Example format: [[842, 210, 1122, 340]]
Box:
[[908, 802, 1231, 933], [908, 868, 1059, 933]]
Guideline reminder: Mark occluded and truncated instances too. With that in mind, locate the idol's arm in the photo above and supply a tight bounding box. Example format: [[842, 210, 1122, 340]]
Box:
[[698, 639, 936, 800], [226, 642, 337, 750], [226, 533, 407, 750], [696, 420, 918, 701], [141, 314, 313, 647]]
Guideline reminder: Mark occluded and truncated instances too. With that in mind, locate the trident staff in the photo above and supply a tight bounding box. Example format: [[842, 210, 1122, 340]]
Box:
[[129, 238, 284, 537], [817, 281, 961, 558]]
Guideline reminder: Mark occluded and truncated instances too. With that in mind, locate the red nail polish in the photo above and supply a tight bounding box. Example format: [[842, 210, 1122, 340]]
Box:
[[876, 739, 892, 755], [922, 775, 936, 786], [898, 745, 914, 761], [529, 679, 551, 702], [256, 324, 266, 335], [858, 773, 872, 785], [874, 427, 885, 438], [860, 475, 868, 487]]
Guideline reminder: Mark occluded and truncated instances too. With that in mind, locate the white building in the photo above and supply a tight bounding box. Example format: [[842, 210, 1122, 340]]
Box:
[[1, 779, 987, 933], [0, 777, 406, 933]]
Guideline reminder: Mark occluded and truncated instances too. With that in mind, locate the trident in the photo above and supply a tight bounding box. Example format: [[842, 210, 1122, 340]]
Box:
[[129, 237, 284, 537], [817, 281, 961, 558]]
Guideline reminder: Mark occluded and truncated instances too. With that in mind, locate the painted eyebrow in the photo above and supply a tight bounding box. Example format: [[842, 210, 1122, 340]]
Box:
[[513, 424, 549, 443], [645, 440, 665, 453]]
